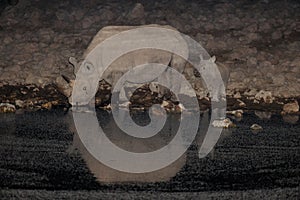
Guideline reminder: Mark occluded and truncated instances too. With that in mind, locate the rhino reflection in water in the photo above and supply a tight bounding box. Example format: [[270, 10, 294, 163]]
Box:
[[66, 109, 233, 183], [66, 111, 186, 183]]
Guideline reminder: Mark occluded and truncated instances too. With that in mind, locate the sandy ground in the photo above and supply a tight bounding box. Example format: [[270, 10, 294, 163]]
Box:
[[0, 0, 299, 99]]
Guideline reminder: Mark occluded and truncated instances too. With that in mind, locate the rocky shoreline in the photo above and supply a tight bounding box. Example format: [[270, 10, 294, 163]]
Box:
[[0, 0, 299, 115], [0, 83, 299, 117]]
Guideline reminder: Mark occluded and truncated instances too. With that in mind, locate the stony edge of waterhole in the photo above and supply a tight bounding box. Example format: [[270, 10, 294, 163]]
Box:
[[0, 82, 299, 115]]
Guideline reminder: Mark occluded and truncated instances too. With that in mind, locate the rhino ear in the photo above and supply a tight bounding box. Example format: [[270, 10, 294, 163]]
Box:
[[69, 57, 80, 76], [69, 57, 78, 68], [210, 55, 216, 63]]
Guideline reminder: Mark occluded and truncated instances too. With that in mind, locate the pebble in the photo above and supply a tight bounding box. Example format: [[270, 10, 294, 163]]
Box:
[[254, 90, 273, 104], [0, 103, 16, 113], [212, 118, 235, 128], [41, 102, 52, 110], [237, 99, 246, 107], [250, 124, 263, 131], [282, 100, 299, 114], [127, 3, 145, 21], [233, 92, 241, 99], [15, 99, 24, 108], [227, 109, 243, 118]]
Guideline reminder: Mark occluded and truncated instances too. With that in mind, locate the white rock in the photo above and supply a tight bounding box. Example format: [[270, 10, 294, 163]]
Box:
[[15, 100, 24, 108], [0, 103, 16, 113], [250, 124, 263, 131], [227, 109, 243, 118], [282, 100, 299, 114], [212, 118, 235, 128], [237, 99, 246, 107], [254, 90, 273, 104], [233, 92, 241, 99]]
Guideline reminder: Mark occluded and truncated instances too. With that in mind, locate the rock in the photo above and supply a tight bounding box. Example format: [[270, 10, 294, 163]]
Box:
[[246, 57, 257, 67], [258, 61, 273, 74], [173, 103, 185, 113], [227, 109, 243, 118], [81, 16, 95, 29], [206, 39, 227, 51], [244, 23, 258, 33], [15, 100, 24, 108], [282, 100, 299, 114], [246, 33, 260, 41], [233, 91, 241, 99], [271, 30, 282, 40], [22, 43, 39, 54], [41, 102, 52, 110], [258, 21, 272, 33], [3, 36, 13, 44], [288, 41, 300, 51], [38, 28, 54, 43], [254, 90, 273, 104], [290, 57, 300, 68], [55, 9, 71, 21], [244, 89, 258, 97], [230, 71, 246, 82], [212, 118, 235, 128], [127, 3, 145, 21], [0, 72, 11, 83], [8, 65, 21, 73], [39, 54, 60, 76], [166, 16, 185, 32], [25, 73, 51, 87], [195, 33, 214, 47], [227, 82, 246, 91], [203, 22, 214, 32], [250, 124, 263, 131], [0, 103, 16, 113], [272, 75, 286, 86], [229, 46, 257, 60], [237, 99, 246, 107], [99, 9, 115, 22]]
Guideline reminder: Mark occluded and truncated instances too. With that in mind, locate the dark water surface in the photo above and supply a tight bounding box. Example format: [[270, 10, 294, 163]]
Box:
[[0, 109, 299, 199]]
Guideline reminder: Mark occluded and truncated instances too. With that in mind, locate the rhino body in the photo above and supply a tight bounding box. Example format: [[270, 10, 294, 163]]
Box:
[[63, 25, 229, 105]]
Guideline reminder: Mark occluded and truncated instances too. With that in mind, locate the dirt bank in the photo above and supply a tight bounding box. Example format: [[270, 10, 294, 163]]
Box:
[[0, 0, 299, 112]]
